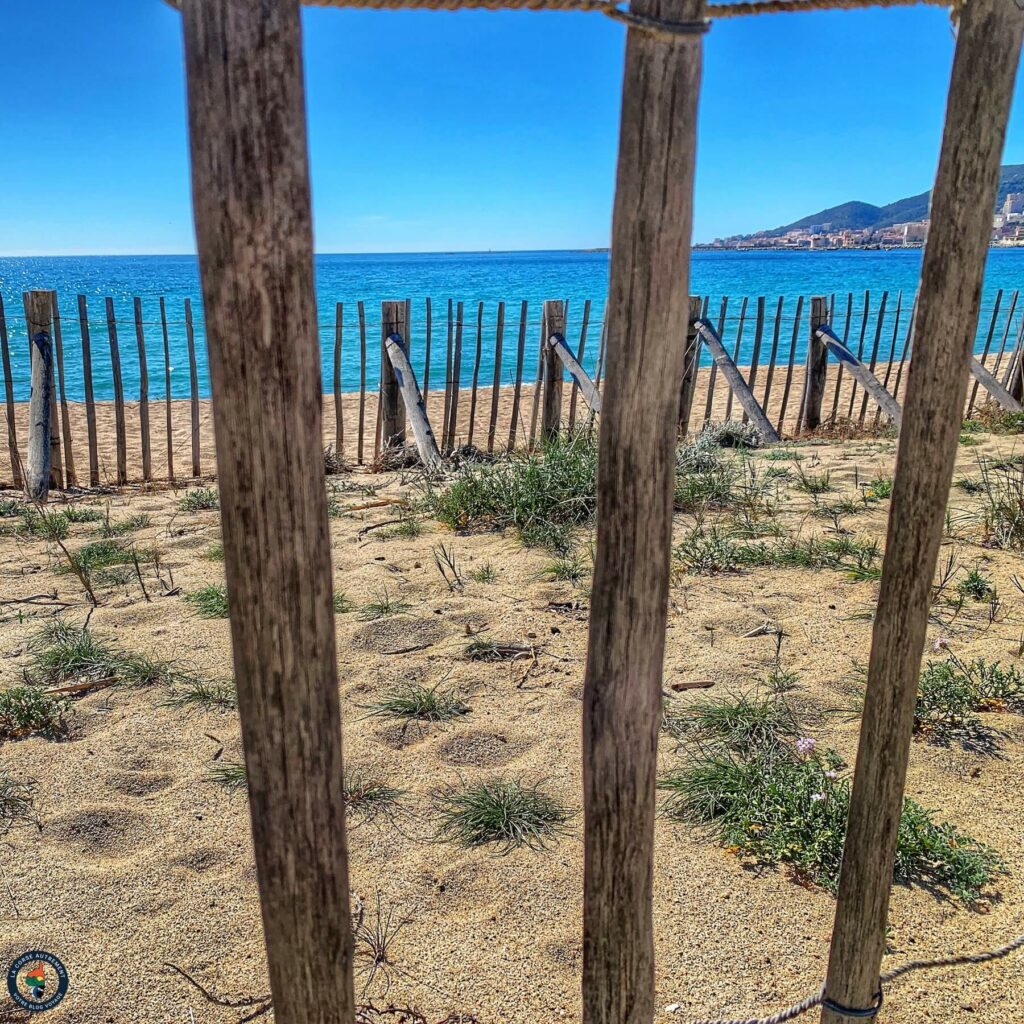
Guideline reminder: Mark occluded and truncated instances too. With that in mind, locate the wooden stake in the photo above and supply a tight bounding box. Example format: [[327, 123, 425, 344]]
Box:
[[77, 295, 100, 486], [801, 296, 829, 432], [821, 5, 1023, 1021], [184, 297, 200, 477], [541, 299, 566, 440], [180, 1, 356, 1021], [357, 300, 367, 465], [582, 4, 703, 1023], [134, 297, 152, 481], [568, 298, 591, 430], [0, 296, 23, 490], [703, 296, 727, 425], [26, 292, 62, 489], [467, 301, 484, 448], [50, 293, 77, 487], [967, 291, 1003, 416], [857, 289, 888, 425], [776, 294, 803, 435], [334, 302, 344, 456], [508, 300, 528, 451], [160, 297, 175, 481], [677, 296, 702, 433], [105, 297, 128, 485], [25, 291, 54, 502], [487, 301, 505, 452], [380, 300, 407, 449]]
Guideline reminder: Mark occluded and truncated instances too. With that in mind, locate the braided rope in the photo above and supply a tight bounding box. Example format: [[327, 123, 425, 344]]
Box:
[[686, 929, 1024, 1024], [161, 0, 957, 26]]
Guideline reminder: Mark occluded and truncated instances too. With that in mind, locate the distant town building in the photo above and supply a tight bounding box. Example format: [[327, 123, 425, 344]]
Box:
[[1002, 192, 1024, 216]]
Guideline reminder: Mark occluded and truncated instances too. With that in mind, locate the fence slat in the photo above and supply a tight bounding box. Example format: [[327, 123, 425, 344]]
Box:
[[441, 299, 454, 453], [508, 300, 528, 451], [467, 301, 484, 448], [160, 297, 174, 481], [25, 291, 54, 501], [423, 296, 433, 401], [333, 302, 344, 456], [357, 300, 367, 465], [1, 296, 23, 489], [51, 292, 77, 487], [487, 301, 505, 453], [26, 292, 62, 489], [78, 295, 100, 486], [858, 290, 888, 425], [829, 293, 854, 421], [967, 289, 1003, 416], [568, 298, 591, 430], [875, 289, 903, 427], [991, 288, 1019, 381], [743, 296, 766, 425], [185, 298, 200, 477], [760, 296, 784, 420], [703, 296, 727, 425], [776, 294, 803, 435], [846, 290, 871, 419], [893, 296, 916, 403], [134, 297, 152, 481], [106, 297, 128, 486], [723, 295, 747, 422], [446, 301, 464, 452], [380, 300, 406, 449], [821, 6, 1023, 1020]]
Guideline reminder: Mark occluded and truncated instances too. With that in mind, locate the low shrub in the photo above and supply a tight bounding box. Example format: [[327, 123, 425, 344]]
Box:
[[179, 487, 220, 512], [0, 686, 71, 741], [186, 584, 230, 619]]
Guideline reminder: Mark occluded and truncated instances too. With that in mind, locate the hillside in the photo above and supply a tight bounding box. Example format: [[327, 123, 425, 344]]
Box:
[[765, 163, 1024, 236]]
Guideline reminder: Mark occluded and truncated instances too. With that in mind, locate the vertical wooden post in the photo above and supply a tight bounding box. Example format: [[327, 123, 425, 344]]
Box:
[[743, 295, 765, 425], [702, 296, 727, 425], [723, 295, 747, 422], [875, 289, 903, 426], [180, 1, 356, 1022], [25, 291, 54, 502], [446, 302, 464, 451], [821, 5, 1023, 1022], [541, 299, 566, 441], [583, 3, 703, 1024], [487, 301, 505, 453], [357, 300, 367, 465], [829, 293, 853, 421], [967, 292, 1003, 416], [846, 290, 871, 420], [423, 297, 433, 401], [184, 298, 201, 477], [858, 290, 888, 425], [467, 301, 484, 448], [568, 298, 592, 430], [333, 302, 344, 456], [77, 296, 100, 487], [50, 293, 77, 487], [508, 300, 528, 450], [380, 300, 407, 449], [0, 296, 23, 490], [801, 295, 829, 432], [677, 296, 702, 434], [160, 297, 175, 481], [134, 297, 152, 481], [27, 292, 62, 489], [761, 295, 784, 417], [105, 297, 128, 486], [776, 294, 803, 435]]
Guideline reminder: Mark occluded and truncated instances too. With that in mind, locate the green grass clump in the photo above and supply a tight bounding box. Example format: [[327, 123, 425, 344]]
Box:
[[186, 584, 230, 618], [977, 461, 1024, 549], [956, 476, 985, 495], [664, 692, 798, 752], [209, 761, 248, 790], [423, 430, 598, 552], [659, 692, 1001, 901], [914, 657, 1024, 741], [62, 505, 103, 524], [469, 562, 498, 583], [866, 476, 893, 500], [0, 773, 37, 833], [99, 513, 151, 537], [0, 686, 71, 741], [58, 539, 154, 576], [0, 498, 21, 517], [957, 566, 994, 602], [435, 778, 569, 852], [8, 508, 70, 540], [367, 681, 469, 722], [334, 591, 355, 613], [204, 541, 225, 561], [542, 551, 589, 586], [343, 769, 407, 825], [359, 589, 410, 620], [179, 487, 220, 512], [379, 517, 423, 540], [160, 677, 237, 713], [794, 466, 832, 495], [28, 621, 177, 688], [700, 420, 764, 450]]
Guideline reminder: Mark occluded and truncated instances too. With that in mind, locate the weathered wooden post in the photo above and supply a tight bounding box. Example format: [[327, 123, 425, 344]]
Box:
[[677, 295, 703, 434], [582, 2, 704, 1023], [801, 295, 829, 432], [25, 291, 63, 489], [133, 297, 152, 482], [179, 0, 356, 1020], [0, 296, 23, 490], [380, 300, 407, 450], [541, 299, 566, 441], [50, 292, 78, 488], [25, 290, 54, 502], [821, 3, 1023, 1022], [77, 295, 100, 487]]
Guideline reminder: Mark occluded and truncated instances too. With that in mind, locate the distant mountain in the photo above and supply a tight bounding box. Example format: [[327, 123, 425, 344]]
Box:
[[762, 164, 1024, 237]]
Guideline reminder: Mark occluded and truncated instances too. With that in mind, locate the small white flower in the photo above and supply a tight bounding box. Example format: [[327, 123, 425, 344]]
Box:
[[825, 769, 840, 779], [810, 792, 826, 803], [796, 736, 817, 756], [932, 636, 951, 652]]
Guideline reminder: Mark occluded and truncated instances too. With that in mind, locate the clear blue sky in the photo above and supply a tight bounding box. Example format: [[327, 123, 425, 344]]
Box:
[[2, 1, 1022, 255]]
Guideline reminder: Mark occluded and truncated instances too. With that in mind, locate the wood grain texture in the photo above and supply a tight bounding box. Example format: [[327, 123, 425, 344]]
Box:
[[25, 291, 53, 502], [26, 292, 62, 489], [508, 300, 528, 450], [383, 331, 442, 472], [541, 299, 566, 440], [160, 297, 175, 480], [568, 298, 591, 429], [180, 2, 356, 1021], [380, 300, 406, 448], [801, 296, 829, 431], [184, 297, 201, 476], [467, 301, 484, 447], [821, 3, 1023, 1021], [677, 296, 702, 432], [969, 355, 1022, 412], [334, 302, 344, 454], [582, 3, 703, 1022], [0, 296, 23, 490], [487, 301, 505, 452], [549, 333, 602, 415], [857, 289, 888, 424]]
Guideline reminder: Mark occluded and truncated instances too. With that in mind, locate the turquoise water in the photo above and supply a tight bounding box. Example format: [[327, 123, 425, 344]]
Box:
[[1, 248, 1022, 401]]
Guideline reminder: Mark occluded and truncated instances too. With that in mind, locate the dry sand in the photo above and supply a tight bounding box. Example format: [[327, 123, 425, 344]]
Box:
[[1, 428, 1023, 1023]]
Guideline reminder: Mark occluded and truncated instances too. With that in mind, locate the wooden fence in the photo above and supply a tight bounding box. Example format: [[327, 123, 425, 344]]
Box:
[[2, 286, 1023, 489]]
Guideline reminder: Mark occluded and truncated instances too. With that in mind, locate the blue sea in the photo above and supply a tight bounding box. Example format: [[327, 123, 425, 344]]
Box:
[[1, 248, 1022, 402]]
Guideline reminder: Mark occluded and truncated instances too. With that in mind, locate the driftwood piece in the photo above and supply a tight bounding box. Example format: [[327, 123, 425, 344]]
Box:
[[382, 331, 442, 473], [180, 1, 356, 1021], [969, 354, 1022, 412], [821, 4, 1024, 1022], [816, 325, 903, 427], [548, 333, 602, 415]]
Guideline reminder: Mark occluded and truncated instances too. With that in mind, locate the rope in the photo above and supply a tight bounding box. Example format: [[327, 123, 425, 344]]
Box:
[[161, 0, 958, 29], [683, 929, 1024, 1024]]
